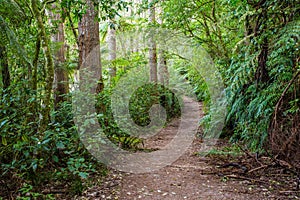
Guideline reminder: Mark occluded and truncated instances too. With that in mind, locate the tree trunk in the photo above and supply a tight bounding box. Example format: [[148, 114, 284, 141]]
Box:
[[107, 21, 117, 78], [32, 35, 40, 92], [27, 34, 41, 126], [0, 45, 10, 90], [158, 51, 169, 85], [254, 9, 269, 84], [255, 37, 269, 83], [48, 4, 69, 109], [157, 5, 169, 85], [148, 0, 157, 83], [78, 0, 104, 96], [32, 0, 54, 133]]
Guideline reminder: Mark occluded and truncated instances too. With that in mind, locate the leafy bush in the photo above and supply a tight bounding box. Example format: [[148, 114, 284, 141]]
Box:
[[0, 90, 98, 196], [225, 18, 299, 150], [129, 83, 181, 126]]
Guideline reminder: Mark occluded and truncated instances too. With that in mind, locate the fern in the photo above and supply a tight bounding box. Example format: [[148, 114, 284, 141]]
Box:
[[225, 11, 300, 150]]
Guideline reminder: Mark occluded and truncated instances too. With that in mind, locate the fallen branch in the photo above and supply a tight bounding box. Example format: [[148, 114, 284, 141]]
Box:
[[219, 162, 248, 173], [248, 165, 268, 173], [235, 143, 264, 166], [224, 174, 269, 185]]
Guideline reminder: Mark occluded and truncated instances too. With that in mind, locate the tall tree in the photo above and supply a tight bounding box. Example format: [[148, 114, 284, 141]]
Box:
[[48, 3, 69, 109], [78, 0, 103, 93], [148, 0, 157, 83], [157, 4, 169, 85], [251, 2, 270, 83], [31, 0, 54, 133], [107, 21, 117, 78], [158, 50, 168, 85]]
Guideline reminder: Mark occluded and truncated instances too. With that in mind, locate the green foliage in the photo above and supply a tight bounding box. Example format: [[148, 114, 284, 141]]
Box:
[[172, 59, 209, 102], [161, 0, 299, 152], [97, 53, 182, 149], [199, 143, 243, 157], [111, 135, 143, 149], [1, 0, 299, 197], [17, 183, 55, 200], [62, 0, 129, 22], [162, 0, 240, 61], [129, 83, 181, 126], [225, 3, 300, 150], [0, 16, 31, 66], [0, 91, 97, 195]]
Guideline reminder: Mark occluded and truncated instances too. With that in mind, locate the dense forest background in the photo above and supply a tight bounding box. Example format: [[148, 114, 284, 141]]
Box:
[[0, 0, 299, 198]]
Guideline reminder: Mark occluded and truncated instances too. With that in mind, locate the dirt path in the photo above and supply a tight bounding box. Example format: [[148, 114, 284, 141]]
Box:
[[116, 129, 269, 199], [81, 99, 286, 200]]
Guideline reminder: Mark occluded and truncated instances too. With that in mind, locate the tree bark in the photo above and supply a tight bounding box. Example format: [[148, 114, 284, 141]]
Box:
[[0, 45, 10, 90], [157, 5, 169, 85], [158, 51, 169, 85], [255, 37, 269, 83], [253, 8, 269, 84], [32, 0, 54, 133], [78, 0, 103, 95], [107, 21, 117, 78], [48, 3, 69, 109], [148, 0, 157, 83], [27, 34, 41, 127], [32, 34, 40, 92]]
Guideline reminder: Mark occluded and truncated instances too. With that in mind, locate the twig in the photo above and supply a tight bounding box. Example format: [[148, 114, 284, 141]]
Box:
[[248, 165, 268, 173], [219, 162, 248, 173], [41, 0, 57, 13], [272, 158, 293, 169], [224, 174, 269, 185], [235, 143, 264, 166]]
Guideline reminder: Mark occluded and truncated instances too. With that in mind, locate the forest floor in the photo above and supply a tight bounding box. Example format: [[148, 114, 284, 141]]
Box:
[[79, 100, 300, 200]]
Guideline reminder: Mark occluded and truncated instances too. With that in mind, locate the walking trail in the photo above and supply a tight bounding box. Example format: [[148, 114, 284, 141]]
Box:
[[80, 98, 281, 200]]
